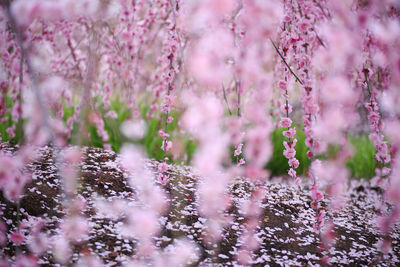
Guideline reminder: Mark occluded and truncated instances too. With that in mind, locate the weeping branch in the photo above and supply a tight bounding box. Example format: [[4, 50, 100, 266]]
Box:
[[270, 39, 304, 85], [222, 85, 233, 116]]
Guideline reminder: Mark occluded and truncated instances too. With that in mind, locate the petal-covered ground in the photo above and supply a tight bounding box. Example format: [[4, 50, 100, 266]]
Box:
[[0, 144, 399, 266]]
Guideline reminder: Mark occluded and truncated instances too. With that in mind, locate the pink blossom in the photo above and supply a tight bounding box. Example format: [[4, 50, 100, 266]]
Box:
[[283, 127, 296, 138], [234, 143, 243, 157], [161, 140, 172, 151], [161, 95, 175, 114], [237, 158, 245, 166], [376, 167, 391, 177], [280, 103, 293, 115], [312, 189, 324, 201], [299, 21, 310, 32], [6, 126, 15, 139], [158, 162, 168, 173], [158, 174, 169, 185], [159, 130, 169, 140], [283, 139, 297, 149], [283, 146, 296, 159], [280, 117, 292, 128], [10, 231, 25, 246], [278, 80, 287, 90], [288, 168, 296, 178], [288, 158, 299, 168]]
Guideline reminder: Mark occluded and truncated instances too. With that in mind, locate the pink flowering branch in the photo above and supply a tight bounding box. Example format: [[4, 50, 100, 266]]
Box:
[[363, 68, 391, 177], [2, 0, 54, 142], [275, 62, 300, 181], [270, 39, 304, 85], [158, 0, 180, 184], [162, 54, 174, 161]]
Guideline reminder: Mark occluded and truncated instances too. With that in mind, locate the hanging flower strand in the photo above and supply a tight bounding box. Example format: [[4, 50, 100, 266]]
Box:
[[363, 67, 391, 179], [273, 41, 301, 182], [158, 0, 180, 185]]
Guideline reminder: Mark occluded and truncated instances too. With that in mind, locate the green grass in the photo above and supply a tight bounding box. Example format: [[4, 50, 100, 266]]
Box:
[[346, 135, 377, 178], [0, 94, 382, 177], [0, 95, 20, 143], [265, 129, 379, 178], [60, 96, 196, 164], [266, 126, 311, 177]]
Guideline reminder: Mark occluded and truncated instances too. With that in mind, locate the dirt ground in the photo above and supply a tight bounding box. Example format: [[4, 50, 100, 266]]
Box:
[[0, 143, 399, 266]]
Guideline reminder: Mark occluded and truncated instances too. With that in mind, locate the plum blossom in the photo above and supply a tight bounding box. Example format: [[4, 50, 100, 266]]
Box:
[[10, 231, 25, 246], [278, 80, 287, 91], [237, 158, 246, 166], [158, 162, 168, 173], [280, 117, 292, 128], [283, 127, 296, 138], [288, 168, 296, 178], [161, 95, 175, 114], [288, 157, 299, 168], [234, 143, 243, 157], [159, 130, 169, 140], [161, 140, 172, 151], [280, 103, 293, 115]]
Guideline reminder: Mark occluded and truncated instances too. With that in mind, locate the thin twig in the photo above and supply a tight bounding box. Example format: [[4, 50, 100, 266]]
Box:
[[162, 0, 180, 162], [67, 38, 83, 80], [363, 69, 372, 97], [222, 85, 232, 116], [313, 29, 326, 48], [236, 80, 241, 117], [104, 22, 122, 52], [270, 39, 304, 85], [58, 35, 86, 68], [314, 0, 330, 19]]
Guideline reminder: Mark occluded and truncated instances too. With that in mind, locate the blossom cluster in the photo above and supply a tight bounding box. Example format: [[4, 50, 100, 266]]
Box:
[[0, 0, 400, 265]]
